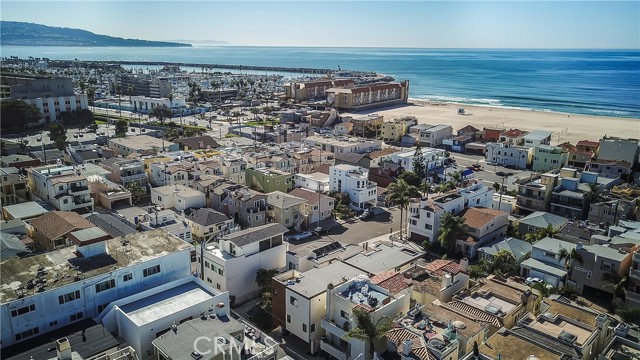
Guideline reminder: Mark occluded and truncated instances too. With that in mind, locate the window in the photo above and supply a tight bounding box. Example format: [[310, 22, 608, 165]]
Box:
[[340, 310, 349, 319], [97, 303, 109, 313], [216, 283, 222, 290], [287, 314, 291, 323], [303, 323, 307, 333], [290, 296, 298, 307], [58, 290, 81, 304], [63, 199, 69, 204], [15, 327, 39, 341], [587, 270, 592, 279], [69, 311, 83, 322], [207, 277, 212, 283], [11, 304, 35, 317], [601, 262, 612, 271], [218, 268, 224, 276], [143, 264, 161, 277], [95, 279, 116, 293], [123, 273, 133, 282], [49, 320, 58, 327], [310, 323, 316, 333]]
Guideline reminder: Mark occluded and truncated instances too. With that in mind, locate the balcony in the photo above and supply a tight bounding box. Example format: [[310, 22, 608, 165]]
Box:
[[69, 185, 89, 193], [322, 317, 349, 338], [320, 340, 347, 360], [626, 290, 640, 306], [633, 252, 640, 263], [122, 173, 147, 182], [630, 268, 640, 281]]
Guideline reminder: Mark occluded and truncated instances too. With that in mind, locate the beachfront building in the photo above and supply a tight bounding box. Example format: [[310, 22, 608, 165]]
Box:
[[564, 140, 599, 168], [1, 73, 88, 125], [27, 164, 94, 212], [499, 128, 529, 145], [345, 114, 384, 138], [0, 230, 191, 347], [302, 135, 382, 156], [485, 143, 530, 169], [523, 129, 553, 146], [113, 73, 172, 98], [108, 135, 178, 156], [418, 124, 454, 147], [329, 164, 377, 210], [390, 148, 446, 173], [325, 81, 410, 111], [586, 137, 640, 181], [531, 145, 570, 173], [408, 193, 465, 243], [284, 78, 354, 101], [196, 223, 288, 304], [381, 117, 417, 142], [550, 169, 620, 220]]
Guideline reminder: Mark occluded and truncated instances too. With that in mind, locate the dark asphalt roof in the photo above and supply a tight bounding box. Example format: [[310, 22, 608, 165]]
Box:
[[2, 318, 120, 360], [185, 208, 231, 226], [87, 213, 137, 238], [221, 223, 288, 247]]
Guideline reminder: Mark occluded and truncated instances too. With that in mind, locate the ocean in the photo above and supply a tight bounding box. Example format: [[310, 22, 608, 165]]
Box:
[[2, 46, 639, 118]]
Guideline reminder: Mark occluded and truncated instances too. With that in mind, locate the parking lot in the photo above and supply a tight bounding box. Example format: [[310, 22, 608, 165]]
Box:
[[287, 206, 401, 250], [445, 152, 535, 191]]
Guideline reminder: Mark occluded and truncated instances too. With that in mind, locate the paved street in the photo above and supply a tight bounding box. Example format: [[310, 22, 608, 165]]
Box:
[[445, 152, 535, 190]]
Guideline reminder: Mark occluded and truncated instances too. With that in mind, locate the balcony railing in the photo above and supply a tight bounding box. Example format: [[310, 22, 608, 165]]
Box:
[[122, 173, 147, 182], [320, 340, 347, 360], [69, 185, 89, 192], [626, 290, 640, 306], [322, 317, 348, 338], [630, 269, 640, 281], [633, 252, 640, 262]]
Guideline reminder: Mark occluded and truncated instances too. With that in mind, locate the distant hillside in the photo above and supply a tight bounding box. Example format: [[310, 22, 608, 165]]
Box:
[[0, 21, 191, 47]]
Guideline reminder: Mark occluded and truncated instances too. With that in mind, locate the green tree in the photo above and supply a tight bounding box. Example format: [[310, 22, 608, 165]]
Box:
[[492, 182, 501, 193], [255, 268, 279, 311], [438, 212, 467, 254], [149, 105, 173, 125], [385, 179, 420, 239], [115, 119, 128, 137], [0, 99, 43, 129], [344, 307, 393, 360], [398, 171, 422, 187], [412, 144, 426, 178], [492, 249, 517, 276], [126, 181, 145, 204], [531, 282, 554, 299], [524, 224, 558, 243], [419, 180, 431, 198], [558, 247, 583, 277], [249, 107, 260, 120], [602, 271, 629, 303], [49, 123, 67, 150]]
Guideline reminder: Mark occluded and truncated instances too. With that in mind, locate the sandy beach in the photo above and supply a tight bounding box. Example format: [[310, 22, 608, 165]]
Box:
[[350, 100, 640, 145]]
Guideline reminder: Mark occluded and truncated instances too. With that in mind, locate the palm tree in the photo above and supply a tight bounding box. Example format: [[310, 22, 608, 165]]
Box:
[[115, 84, 122, 118], [344, 307, 393, 360], [419, 180, 430, 198], [438, 212, 467, 254], [126, 181, 145, 204], [524, 224, 559, 242], [558, 247, 584, 276], [385, 179, 420, 240], [531, 282, 553, 299], [167, 93, 174, 123], [602, 271, 629, 303]]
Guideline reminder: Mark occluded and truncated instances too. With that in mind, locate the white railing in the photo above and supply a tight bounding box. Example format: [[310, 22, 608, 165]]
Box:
[[320, 340, 348, 360]]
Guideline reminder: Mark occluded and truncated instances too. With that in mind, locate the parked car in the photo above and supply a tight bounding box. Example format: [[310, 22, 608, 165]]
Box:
[[525, 277, 543, 285], [312, 226, 330, 236], [288, 231, 313, 241], [359, 210, 372, 220]]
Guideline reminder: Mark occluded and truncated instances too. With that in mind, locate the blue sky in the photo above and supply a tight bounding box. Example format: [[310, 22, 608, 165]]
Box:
[[1, 1, 639, 48]]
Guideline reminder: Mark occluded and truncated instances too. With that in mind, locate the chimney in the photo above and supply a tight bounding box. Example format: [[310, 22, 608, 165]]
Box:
[[326, 283, 334, 320], [402, 338, 412, 356], [215, 302, 227, 318], [459, 258, 469, 271], [442, 273, 453, 289], [56, 337, 72, 360]]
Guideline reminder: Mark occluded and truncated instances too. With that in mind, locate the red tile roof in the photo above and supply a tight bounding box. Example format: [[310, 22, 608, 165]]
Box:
[[576, 140, 599, 148], [424, 259, 462, 276], [372, 271, 410, 294], [460, 207, 508, 229]]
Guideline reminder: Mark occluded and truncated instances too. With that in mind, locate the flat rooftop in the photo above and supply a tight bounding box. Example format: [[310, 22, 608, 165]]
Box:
[[460, 291, 517, 316], [343, 242, 422, 274], [2, 201, 48, 219], [280, 261, 363, 298], [338, 276, 388, 310], [119, 281, 219, 326], [109, 134, 176, 150], [521, 314, 593, 346], [0, 230, 191, 303], [479, 330, 560, 360]]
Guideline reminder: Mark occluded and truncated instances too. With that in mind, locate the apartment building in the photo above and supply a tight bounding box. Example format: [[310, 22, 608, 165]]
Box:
[[246, 167, 294, 193], [390, 148, 446, 173], [520, 237, 577, 287], [108, 135, 178, 156], [516, 173, 559, 214], [531, 145, 570, 173], [290, 188, 335, 227], [0, 230, 191, 347], [100, 157, 148, 191], [149, 160, 195, 186], [485, 143, 530, 169], [272, 262, 362, 352], [28, 211, 93, 251], [64, 144, 104, 165], [408, 193, 465, 243], [586, 137, 640, 180], [457, 207, 509, 258], [550, 170, 619, 220], [267, 191, 306, 229], [184, 208, 236, 242], [210, 183, 268, 229], [114, 73, 172, 98], [523, 129, 553, 146], [293, 172, 330, 192], [1, 167, 29, 205], [346, 114, 384, 138], [419, 124, 454, 147], [197, 223, 288, 304], [302, 135, 383, 156], [2, 73, 88, 125], [409, 259, 469, 304], [284, 78, 354, 101], [27, 164, 94, 212], [321, 275, 411, 360], [150, 184, 205, 211], [381, 117, 417, 142], [457, 181, 494, 208], [329, 164, 377, 210], [326, 81, 410, 111]]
